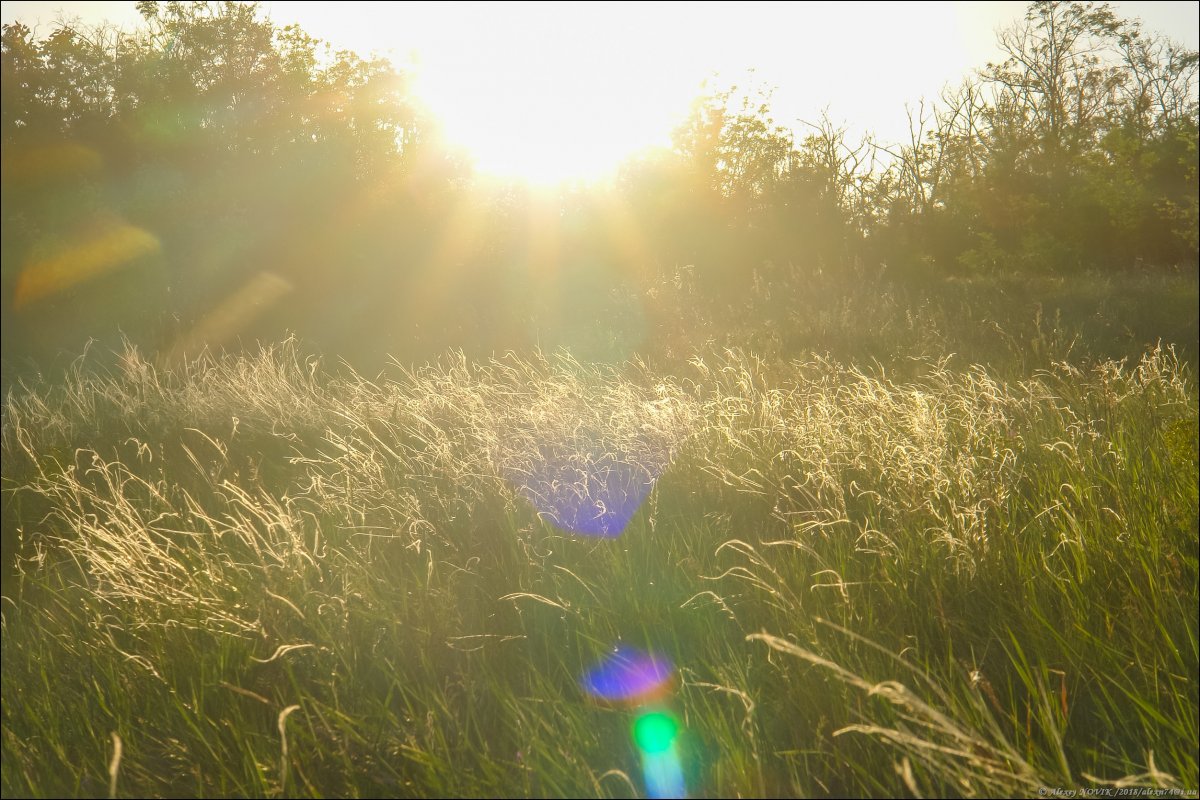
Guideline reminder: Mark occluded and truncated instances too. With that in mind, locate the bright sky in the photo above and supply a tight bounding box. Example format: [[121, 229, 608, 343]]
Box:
[[3, 1, 1198, 183]]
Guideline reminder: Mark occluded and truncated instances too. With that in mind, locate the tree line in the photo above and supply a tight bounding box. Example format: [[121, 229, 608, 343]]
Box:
[[2, 1, 1196, 372]]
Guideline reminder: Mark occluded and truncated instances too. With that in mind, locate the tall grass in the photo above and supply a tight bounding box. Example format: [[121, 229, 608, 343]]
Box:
[[2, 338, 1196, 797]]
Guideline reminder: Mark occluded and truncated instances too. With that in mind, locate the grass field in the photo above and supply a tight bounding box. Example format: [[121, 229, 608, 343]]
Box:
[[2, 283, 1198, 797]]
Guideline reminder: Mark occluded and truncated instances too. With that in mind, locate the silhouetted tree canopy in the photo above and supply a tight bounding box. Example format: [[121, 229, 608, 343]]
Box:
[[2, 1, 1196, 376]]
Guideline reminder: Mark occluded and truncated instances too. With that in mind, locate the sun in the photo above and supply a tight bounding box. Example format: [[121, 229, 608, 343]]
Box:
[[416, 70, 634, 185], [404, 6, 688, 186]]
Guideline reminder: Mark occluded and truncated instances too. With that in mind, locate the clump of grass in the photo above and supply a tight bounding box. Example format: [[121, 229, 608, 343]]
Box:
[[2, 338, 1196, 797]]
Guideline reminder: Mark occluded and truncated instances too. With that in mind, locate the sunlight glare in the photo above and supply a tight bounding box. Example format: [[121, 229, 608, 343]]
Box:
[[403, 4, 687, 185]]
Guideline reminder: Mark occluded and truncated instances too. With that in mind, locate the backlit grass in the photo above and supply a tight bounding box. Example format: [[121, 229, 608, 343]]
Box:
[[2, 338, 1196, 797]]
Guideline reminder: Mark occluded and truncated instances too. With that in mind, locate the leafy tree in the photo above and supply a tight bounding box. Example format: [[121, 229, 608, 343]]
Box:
[[1, 0, 1196, 377]]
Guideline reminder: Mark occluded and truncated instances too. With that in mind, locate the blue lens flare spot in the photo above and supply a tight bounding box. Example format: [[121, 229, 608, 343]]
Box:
[[580, 646, 673, 703], [512, 449, 660, 538]]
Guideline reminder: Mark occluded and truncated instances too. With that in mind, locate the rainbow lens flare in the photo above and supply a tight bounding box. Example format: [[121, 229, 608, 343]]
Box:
[[580, 646, 673, 703], [580, 647, 687, 798], [512, 449, 660, 537], [635, 711, 686, 799], [633, 711, 677, 753]]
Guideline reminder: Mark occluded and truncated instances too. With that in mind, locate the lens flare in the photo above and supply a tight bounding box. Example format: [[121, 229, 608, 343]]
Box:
[[639, 736, 686, 799], [512, 450, 660, 538], [633, 711, 678, 754], [0, 143, 102, 184], [580, 646, 673, 704], [580, 647, 687, 798], [13, 221, 161, 309], [159, 270, 293, 365]]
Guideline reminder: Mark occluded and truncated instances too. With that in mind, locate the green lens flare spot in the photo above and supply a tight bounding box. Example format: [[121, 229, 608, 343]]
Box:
[[634, 712, 678, 754]]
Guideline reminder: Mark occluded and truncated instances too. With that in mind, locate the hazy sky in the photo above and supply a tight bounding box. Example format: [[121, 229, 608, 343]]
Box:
[[3, 1, 1197, 181]]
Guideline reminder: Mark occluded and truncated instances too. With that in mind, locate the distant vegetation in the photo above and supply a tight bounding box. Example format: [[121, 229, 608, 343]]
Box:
[[1, 0, 1196, 373], [1, 2, 1197, 798]]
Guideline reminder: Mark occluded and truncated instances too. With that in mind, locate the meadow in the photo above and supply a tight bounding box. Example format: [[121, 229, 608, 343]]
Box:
[[2, 273, 1197, 798], [3, 1, 1198, 795]]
